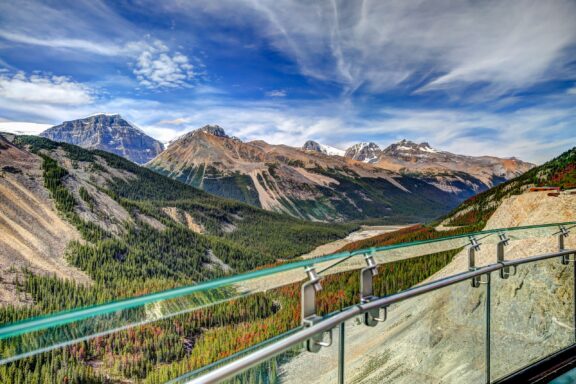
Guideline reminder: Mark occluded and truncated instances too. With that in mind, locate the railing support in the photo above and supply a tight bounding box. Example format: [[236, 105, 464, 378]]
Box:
[[485, 272, 491, 384], [301, 266, 332, 352], [559, 226, 575, 265], [469, 236, 487, 288], [497, 233, 516, 279], [360, 251, 387, 326]]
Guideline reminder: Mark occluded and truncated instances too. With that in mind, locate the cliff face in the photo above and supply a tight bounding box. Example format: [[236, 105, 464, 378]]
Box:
[[40, 114, 164, 164], [279, 191, 576, 383]]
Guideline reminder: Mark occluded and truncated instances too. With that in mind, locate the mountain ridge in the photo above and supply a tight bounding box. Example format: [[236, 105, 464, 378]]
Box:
[[147, 125, 533, 222]]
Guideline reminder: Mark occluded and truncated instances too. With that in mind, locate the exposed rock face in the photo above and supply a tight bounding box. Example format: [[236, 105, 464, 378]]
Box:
[[279, 191, 576, 383], [197, 124, 228, 138], [40, 114, 164, 164], [344, 142, 381, 163], [381, 139, 439, 157], [0, 134, 89, 305], [302, 140, 322, 152]]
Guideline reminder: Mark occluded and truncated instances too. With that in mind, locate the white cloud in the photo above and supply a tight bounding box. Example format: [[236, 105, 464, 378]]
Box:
[[0, 121, 52, 135], [0, 72, 93, 105], [1, 93, 573, 164], [266, 89, 287, 97], [133, 40, 196, 89], [568, 87, 576, 95]]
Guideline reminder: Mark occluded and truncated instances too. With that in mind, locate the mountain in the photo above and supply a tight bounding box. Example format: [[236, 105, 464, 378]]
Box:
[[39, 113, 164, 164], [147, 125, 526, 222], [302, 140, 346, 156], [375, 139, 533, 184], [0, 132, 355, 305], [344, 142, 381, 163]]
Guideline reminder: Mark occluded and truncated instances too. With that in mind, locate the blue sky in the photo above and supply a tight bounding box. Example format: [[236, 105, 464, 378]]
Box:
[[1, 0, 576, 163]]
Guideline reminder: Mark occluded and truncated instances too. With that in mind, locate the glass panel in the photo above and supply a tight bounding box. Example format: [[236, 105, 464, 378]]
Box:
[[0, 222, 573, 367], [185, 324, 342, 384], [344, 278, 487, 384], [168, 327, 303, 383], [490, 257, 575, 381]]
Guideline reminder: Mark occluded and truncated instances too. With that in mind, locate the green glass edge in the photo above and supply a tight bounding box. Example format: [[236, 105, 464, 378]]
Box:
[[0, 221, 574, 340]]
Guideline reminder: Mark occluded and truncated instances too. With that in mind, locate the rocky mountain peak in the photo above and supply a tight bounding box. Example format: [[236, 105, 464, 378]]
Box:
[[302, 140, 322, 152], [345, 142, 381, 163], [198, 125, 228, 138], [383, 139, 439, 155], [40, 114, 164, 164], [302, 140, 346, 156]]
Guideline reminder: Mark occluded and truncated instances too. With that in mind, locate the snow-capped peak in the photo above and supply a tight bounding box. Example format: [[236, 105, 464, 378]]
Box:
[[344, 142, 381, 163], [319, 143, 345, 156], [384, 139, 440, 155], [302, 140, 345, 156]]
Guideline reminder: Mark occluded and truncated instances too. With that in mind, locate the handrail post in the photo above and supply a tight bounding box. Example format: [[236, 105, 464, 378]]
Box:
[[485, 272, 491, 384], [301, 266, 332, 352], [360, 250, 387, 326]]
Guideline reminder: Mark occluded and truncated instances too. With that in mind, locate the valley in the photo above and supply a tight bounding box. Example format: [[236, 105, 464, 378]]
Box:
[[0, 129, 571, 384]]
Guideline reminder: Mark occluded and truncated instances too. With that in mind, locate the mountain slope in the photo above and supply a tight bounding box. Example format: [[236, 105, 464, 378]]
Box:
[[148, 126, 533, 222], [441, 146, 576, 227], [40, 114, 164, 164], [148, 126, 466, 222], [0, 133, 356, 301]]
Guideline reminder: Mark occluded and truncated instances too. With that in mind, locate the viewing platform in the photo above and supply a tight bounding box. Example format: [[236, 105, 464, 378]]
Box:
[[1, 222, 575, 383]]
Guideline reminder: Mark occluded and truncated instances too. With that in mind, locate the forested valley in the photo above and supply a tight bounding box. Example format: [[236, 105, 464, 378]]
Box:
[[1, 136, 571, 383]]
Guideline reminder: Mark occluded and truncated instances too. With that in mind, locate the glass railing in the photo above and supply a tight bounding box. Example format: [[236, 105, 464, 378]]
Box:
[[0, 221, 574, 383], [177, 222, 576, 384]]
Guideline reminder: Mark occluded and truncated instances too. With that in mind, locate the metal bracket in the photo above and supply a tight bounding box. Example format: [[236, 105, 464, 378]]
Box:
[[497, 233, 516, 279], [558, 226, 574, 265], [360, 251, 387, 326], [468, 236, 484, 288], [301, 266, 332, 352]]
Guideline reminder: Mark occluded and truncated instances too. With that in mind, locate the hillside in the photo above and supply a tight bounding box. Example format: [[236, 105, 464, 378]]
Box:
[[0, 133, 355, 302], [40, 114, 164, 164], [0, 136, 571, 383], [441, 146, 576, 227], [148, 126, 530, 222]]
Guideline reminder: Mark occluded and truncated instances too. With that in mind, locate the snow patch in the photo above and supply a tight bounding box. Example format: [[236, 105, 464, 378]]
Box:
[[319, 143, 345, 156], [84, 112, 120, 118]]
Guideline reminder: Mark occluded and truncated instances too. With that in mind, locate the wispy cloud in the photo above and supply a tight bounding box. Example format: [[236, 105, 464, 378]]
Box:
[[158, 0, 576, 98], [0, 72, 94, 105], [0, 31, 125, 57]]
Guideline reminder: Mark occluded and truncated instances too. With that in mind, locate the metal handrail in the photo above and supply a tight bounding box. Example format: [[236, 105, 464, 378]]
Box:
[[186, 248, 576, 384]]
